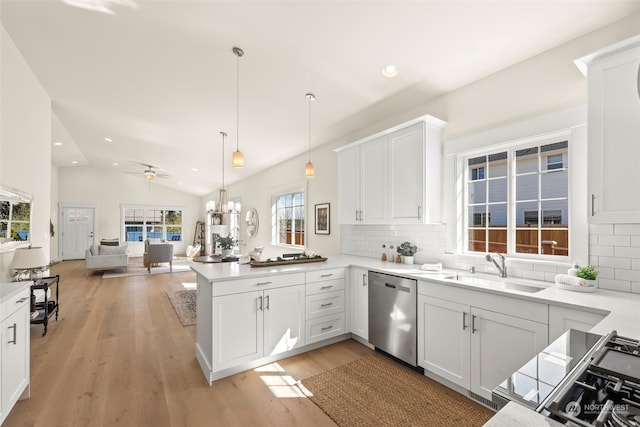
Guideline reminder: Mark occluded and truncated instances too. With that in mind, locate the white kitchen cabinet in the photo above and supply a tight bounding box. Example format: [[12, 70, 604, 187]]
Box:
[[336, 115, 446, 225], [548, 305, 606, 343], [470, 307, 548, 400], [349, 267, 369, 340], [305, 269, 346, 344], [1, 284, 30, 426], [418, 281, 548, 400], [212, 284, 305, 371], [576, 36, 640, 223]]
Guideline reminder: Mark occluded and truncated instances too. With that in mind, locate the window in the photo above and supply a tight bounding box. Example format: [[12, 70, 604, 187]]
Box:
[[466, 140, 569, 257], [0, 200, 31, 242], [122, 206, 183, 242], [272, 192, 305, 247]]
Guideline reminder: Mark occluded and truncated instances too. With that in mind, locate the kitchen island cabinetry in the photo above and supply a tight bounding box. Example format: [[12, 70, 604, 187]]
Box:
[[576, 36, 640, 223], [418, 281, 548, 400], [1, 283, 30, 426], [349, 267, 369, 341], [336, 115, 446, 225]]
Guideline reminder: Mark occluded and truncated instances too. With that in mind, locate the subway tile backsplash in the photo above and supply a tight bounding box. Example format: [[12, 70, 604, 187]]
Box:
[[341, 223, 640, 294]]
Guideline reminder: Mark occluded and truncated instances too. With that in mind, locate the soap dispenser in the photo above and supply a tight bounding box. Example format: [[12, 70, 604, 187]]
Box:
[[568, 264, 579, 276], [381, 244, 387, 262]]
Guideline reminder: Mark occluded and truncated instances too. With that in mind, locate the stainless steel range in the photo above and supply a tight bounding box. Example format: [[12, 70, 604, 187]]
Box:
[[493, 329, 640, 427]]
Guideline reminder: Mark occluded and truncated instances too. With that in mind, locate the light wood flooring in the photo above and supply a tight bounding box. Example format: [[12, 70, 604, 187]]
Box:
[[5, 259, 373, 427]]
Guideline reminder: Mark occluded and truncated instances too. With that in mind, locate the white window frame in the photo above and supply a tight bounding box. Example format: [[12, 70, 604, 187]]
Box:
[[462, 136, 570, 260], [121, 205, 184, 243], [271, 190, 306, 249]]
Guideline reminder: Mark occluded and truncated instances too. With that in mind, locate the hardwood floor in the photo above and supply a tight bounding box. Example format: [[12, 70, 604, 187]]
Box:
[[6, 260, 373, 427]]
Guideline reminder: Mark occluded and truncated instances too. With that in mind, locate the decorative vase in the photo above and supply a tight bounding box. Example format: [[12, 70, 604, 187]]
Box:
[[221, 249, 232, 258], [403, 256, 414, 265]]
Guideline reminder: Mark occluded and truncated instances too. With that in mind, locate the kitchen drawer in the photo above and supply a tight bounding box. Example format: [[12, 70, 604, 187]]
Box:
[[212, 273, 305, 297], [3, 288, 30, 319], [306, 290, 345, 320], [306, 312, 346, 345], [305, 268, 345, 283], [306, 278, 345, 295]]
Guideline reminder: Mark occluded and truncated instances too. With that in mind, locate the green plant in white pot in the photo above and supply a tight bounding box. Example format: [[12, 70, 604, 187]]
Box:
[[576, 265, 598, 284], [397, 241, 419, 265], [217, 234, 237, 258]]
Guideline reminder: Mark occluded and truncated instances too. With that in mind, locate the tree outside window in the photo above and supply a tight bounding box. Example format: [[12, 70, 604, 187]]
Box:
[[274, 192, 305, 247]]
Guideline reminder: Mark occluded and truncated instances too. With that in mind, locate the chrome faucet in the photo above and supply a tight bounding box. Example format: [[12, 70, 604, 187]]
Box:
[[485, 253, 507, 278]]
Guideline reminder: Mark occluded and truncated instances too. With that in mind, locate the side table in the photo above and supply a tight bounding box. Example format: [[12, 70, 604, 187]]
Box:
[[31, 275, 60, 336]]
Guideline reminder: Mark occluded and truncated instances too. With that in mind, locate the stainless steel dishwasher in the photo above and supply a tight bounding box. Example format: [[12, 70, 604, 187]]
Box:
[[368, 271, 418, 366]]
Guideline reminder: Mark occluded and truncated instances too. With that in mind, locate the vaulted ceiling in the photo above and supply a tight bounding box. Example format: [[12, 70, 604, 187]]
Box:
[[3, 0, 640, 195]]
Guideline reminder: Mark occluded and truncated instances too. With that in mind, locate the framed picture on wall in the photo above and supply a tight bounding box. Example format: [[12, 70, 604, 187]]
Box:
[[315, 203, 330, 235]]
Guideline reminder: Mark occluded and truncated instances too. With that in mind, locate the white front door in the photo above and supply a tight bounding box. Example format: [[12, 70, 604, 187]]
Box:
[[60, 206, 95, 260]]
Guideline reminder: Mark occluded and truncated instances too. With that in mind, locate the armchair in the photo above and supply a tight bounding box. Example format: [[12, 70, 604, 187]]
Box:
[[145, 242, 174, 273]]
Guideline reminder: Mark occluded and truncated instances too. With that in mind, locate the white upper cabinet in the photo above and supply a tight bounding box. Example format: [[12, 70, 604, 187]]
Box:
[[336, 115, 446, 225], [576, 36, 640, 223]]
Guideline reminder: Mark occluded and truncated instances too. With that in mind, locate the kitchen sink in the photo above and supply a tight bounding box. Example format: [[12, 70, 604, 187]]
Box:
[[449, 274, 546, 293]]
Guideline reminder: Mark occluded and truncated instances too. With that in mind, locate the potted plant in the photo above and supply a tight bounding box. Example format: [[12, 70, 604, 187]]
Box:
[[576, 265, 598, 284], [217, 234, 237, 258], [397, 241, 419, 265]]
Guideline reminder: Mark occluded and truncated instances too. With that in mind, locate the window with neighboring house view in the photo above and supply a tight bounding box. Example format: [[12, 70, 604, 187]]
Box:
[[272, 192, 305, 248], [122, 206, 183, 242], [465, 140, 569, 257]]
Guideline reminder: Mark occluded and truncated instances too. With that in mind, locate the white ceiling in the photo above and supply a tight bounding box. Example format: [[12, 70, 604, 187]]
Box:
[[3, 0, 640, 196]]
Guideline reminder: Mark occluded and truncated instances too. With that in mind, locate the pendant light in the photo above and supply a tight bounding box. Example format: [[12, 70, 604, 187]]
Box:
[[232, 47, 244, 168], [305, 93, 315, 178], [219, 131, 228, 209]]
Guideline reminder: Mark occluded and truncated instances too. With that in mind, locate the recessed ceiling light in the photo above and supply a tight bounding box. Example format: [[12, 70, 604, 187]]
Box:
[[71, 160, 78, 164], [382, 64, 398, 78], [192, 168, 199, 172], [104, 137, 112, 143], [113, 162, 119, 166], [53, 141, 63, 146]]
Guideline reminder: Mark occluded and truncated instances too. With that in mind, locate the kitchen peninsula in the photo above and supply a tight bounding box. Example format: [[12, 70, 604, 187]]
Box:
[[191, 255, 640, 396]]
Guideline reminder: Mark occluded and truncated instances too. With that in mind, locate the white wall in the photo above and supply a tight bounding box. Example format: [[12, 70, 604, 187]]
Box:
[[58, 166, 201, 257], [0, 25, 51, 282]]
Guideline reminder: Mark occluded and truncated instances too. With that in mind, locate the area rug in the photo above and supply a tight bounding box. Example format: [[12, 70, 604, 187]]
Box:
[[299, 354, 494, 427], [102, 258, 192, 279], [166, 289, 196, 326]]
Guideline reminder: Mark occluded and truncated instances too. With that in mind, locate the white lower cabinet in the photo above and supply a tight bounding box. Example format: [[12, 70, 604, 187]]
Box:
[[212, 284, 305, 371], [418, 282, 548, 400], [1, 285, 30, 426], [349, 267, 368, 340], [548, 305, 606, 343], [305, 269, 347, 344]]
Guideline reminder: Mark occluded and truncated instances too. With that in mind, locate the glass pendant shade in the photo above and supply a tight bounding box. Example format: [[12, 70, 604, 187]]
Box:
[[305, 161, 315, 178], [232, 150, 244, 168]]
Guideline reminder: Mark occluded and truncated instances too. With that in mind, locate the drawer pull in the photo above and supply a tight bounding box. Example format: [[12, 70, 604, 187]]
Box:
[[321, 325, 333, 331], [320, 274, 334, 278], [255, 281, 272, 286], [16, 297, 28, 303], [320, 285, 334, 290], [320, 302, 333, 307], [8, 323, 17, 345]]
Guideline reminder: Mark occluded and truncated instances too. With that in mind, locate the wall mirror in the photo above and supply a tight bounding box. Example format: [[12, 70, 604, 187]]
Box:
[[245, 208, 259, 237], [0, 185, 33, 252]]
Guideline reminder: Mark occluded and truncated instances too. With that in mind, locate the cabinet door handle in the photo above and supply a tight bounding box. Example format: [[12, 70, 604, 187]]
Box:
[[418, 206, 422, 220], [320, 273, 333, 278], [8, 323, 17, 345], [265, 295, 270, 311], [321, 325, 333, 331], [256, 281, 272, 286], [320, 302, 333, 307], [362, 274, 367, 286], [258, 296, 263, 311], [472, 314, 478, 333], [462, 312, 467, 330], [320, 285, 334, 290], [591, 194, 595, 217]]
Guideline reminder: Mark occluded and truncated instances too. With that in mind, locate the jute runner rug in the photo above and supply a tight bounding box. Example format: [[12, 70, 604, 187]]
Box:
[[299, 354, 494, 427], [166, 289, 196, 326]]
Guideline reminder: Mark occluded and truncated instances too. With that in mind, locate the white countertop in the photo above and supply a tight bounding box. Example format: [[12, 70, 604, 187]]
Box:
[[191, 254, 640, 427], [0, 281, 31, 303]]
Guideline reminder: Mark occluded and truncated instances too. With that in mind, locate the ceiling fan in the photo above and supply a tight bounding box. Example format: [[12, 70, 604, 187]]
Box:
[[141, 164, 169, 181]]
